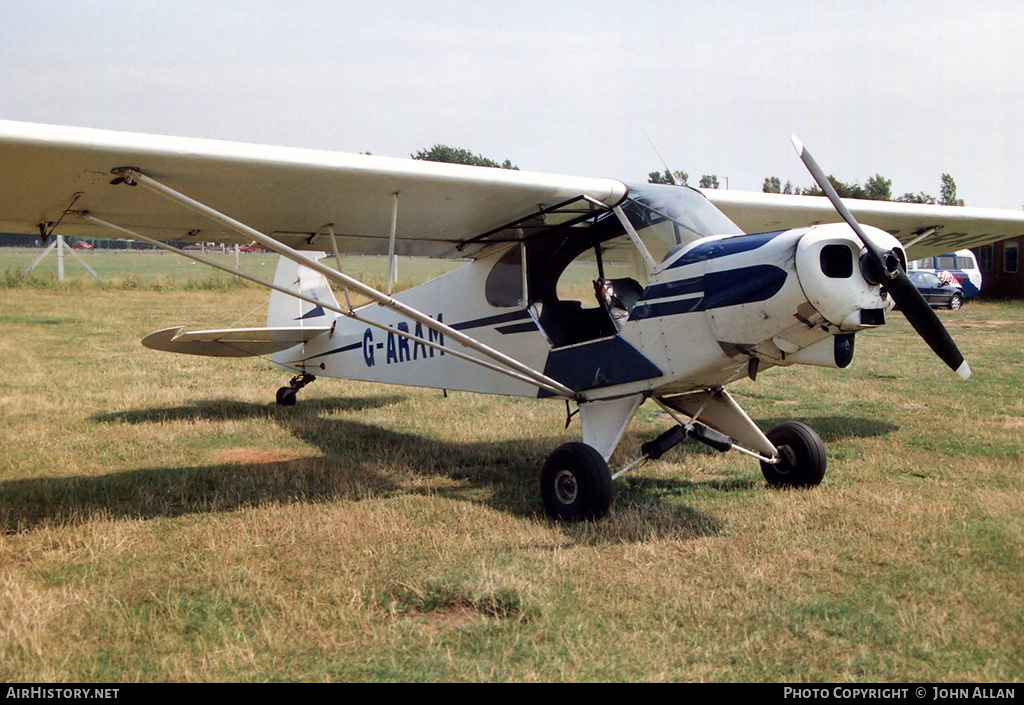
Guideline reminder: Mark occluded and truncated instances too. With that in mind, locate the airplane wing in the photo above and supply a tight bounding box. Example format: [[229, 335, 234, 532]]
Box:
[[702, 189, 1024, 260], [0, 120, 627, 259], [5, 120, 1019, 263]]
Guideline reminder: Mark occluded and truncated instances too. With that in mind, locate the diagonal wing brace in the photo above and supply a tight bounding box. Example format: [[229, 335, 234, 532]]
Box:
[[94, 167, 579, 400]]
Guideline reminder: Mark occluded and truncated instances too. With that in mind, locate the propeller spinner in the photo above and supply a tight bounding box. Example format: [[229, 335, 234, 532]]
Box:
[[791, 136, 971, 380]]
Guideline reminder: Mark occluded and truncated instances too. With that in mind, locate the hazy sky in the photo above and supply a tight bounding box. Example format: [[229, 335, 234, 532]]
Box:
[[3, 1, 1023, 209]]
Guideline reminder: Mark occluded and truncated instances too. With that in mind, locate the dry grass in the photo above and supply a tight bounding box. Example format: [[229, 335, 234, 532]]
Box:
[[0, 276, 1022, 682]]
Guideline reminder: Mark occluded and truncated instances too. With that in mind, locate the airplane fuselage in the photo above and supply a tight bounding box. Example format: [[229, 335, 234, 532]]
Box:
[[273, 222, 898, 404]]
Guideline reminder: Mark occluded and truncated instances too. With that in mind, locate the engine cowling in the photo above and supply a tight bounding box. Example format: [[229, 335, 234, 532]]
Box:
[[794, 222, 900, 330]]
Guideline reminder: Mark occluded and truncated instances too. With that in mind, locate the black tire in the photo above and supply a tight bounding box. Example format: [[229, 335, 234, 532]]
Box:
[[276, 387, 297, 406], [540, 442, 613, 521], [760, 421, 826, 488], [949, 293, 963, 311]]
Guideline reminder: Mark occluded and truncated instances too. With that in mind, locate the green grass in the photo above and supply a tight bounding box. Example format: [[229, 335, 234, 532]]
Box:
[[0, 258, 1022, 682]]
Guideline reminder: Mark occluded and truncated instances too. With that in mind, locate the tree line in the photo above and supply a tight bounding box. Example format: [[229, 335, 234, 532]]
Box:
[[411, 144, 965, 207], [759, 172, 964, 206], [650, 168, 965, 206], [412, 144, 518, 170]]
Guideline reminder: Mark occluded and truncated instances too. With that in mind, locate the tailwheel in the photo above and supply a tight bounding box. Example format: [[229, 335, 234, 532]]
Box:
[[275, 373, 315, 407], [276, 387, 298, 406], [540, 442, 613, 521], [760, 421, 827, 488]]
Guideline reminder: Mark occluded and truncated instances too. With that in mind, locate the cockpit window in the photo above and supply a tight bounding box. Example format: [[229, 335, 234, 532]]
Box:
[[624, 183, 744, 265], [524, 184, 741, 347]]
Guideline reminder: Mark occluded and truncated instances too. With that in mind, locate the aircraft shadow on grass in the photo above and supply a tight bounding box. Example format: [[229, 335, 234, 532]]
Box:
[[1, 399, 896, 543]]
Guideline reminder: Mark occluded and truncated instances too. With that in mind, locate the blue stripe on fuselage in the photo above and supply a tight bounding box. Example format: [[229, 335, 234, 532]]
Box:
[[636, 275, 703, 302], [629, 265, 787, 321], [665, 230, 786, 270], [629, 231, 789, 322]]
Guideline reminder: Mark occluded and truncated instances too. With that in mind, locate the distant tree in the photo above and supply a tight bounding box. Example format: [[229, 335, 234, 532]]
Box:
[[798, 175, 865, 199], [699, 174, 720, 189], [758, 171, 965, 206], [939, 173, 965, 206], [412, 145, 518, 170], [864, 174, 892, 201], [648, 169, 688, 186], [763, 176, 801, 194], [896, 191, 937, 204]]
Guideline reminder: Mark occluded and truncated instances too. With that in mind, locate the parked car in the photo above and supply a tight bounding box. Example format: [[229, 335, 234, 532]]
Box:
[[908, 249, 981, 297], [907, 270, 965, 310], [71, 240, 92, 250]]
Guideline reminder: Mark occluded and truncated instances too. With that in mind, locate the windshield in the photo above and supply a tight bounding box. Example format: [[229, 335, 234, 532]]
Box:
[[621, 183, 744, 265]]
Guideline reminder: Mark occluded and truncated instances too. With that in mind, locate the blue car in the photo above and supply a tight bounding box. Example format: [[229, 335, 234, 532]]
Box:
[[907, 271, 965, 310]]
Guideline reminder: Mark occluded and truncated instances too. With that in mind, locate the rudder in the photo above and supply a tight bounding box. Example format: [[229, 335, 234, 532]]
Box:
[[267, 253, 341, 329]]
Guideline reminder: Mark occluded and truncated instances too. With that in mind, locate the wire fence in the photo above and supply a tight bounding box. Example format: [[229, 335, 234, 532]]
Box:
[[0, 231, 246, 252]]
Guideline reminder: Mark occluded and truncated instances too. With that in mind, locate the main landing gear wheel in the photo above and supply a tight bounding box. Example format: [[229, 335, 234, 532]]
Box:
[[760, 421, 827, 488], [540, 442, 613, 521]]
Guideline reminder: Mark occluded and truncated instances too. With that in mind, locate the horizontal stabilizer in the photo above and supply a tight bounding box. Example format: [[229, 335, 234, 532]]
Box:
[[142, 326, 331, 357]]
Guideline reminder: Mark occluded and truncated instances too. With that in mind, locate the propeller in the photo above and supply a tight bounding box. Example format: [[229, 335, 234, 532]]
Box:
[[791, 136, 971, 380]]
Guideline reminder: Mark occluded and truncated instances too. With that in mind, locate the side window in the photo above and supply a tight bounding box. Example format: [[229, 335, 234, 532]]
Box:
[[485, 246, 524, 307], [956, 256, 975, 270], [1005, 242, 1019, 274], [935, 255, 955, 269]]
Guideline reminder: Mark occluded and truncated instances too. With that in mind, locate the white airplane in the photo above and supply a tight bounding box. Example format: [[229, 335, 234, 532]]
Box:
[[3, 121, 1023, 520]]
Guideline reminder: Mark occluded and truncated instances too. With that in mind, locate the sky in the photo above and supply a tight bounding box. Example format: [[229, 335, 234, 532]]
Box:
[[3, 0, 1023, 209]]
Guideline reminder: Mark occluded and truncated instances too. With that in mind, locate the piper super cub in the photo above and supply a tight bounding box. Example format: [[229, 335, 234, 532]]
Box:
[[3, 122, 1023, 520]]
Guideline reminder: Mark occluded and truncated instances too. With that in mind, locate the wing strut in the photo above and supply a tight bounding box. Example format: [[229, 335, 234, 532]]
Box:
[[91, 168, 580, 399], [323, 224, 354, 310], [79, 211, 573, 396], [386, 191, 399, 295]]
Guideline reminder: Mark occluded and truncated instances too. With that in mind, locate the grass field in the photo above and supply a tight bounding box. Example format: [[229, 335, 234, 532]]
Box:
[[2, 246, 465, 295], [0, 251, 1022, 682]]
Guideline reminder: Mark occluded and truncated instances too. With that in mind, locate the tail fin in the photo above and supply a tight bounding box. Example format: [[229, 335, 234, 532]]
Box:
[[267, 253, 341, 329]]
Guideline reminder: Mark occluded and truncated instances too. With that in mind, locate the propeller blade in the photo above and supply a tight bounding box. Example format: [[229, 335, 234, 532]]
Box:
[[886, 271, 972, 380], [791, 136, 971, 380]]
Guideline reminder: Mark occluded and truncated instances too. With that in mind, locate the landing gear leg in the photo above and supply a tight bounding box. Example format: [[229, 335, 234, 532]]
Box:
[[276, 373, 316, 407]]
